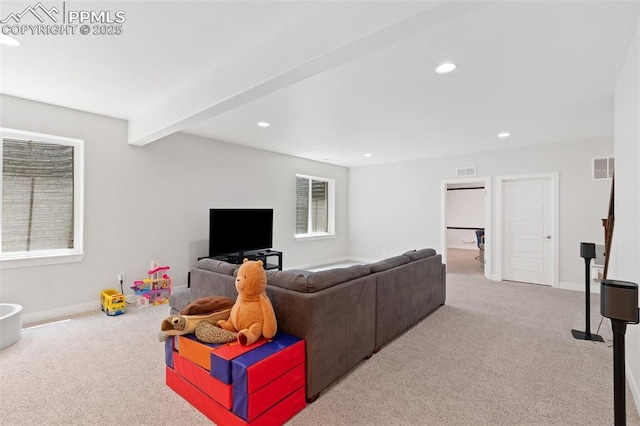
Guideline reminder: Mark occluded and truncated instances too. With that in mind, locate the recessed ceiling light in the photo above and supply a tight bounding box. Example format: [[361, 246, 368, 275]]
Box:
[[0, 35, 21, 47], [257, 122, 270, 127], [364, 153, 373, 158], [497, 132, 511, 138], [435, 62, 456, 74]]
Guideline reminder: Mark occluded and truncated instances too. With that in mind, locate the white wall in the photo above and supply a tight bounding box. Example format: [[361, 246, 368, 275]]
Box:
[[0, 95, 349, 322], [446, 188, 485, 250], [612, 22, 640, 414], [348, 138, 613, 286]]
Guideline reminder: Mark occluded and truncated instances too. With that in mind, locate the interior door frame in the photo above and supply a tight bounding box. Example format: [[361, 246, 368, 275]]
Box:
[[495, 172, 559, 287], [440, 176, 492, 279]]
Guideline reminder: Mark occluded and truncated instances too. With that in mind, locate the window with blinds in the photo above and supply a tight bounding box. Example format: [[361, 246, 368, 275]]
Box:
[[295, 175, 335, 237], [1, 129, 84, 266]]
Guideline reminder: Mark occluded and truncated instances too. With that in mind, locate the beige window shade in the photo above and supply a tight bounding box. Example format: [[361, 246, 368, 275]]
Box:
[[2, 139, 74, 252]]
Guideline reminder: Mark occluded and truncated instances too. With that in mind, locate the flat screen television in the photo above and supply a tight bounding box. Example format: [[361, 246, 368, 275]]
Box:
[[209, 208, 273, 257]]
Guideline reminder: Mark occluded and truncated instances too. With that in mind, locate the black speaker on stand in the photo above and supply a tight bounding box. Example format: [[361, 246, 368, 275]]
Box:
[[601, 279, 639, 426], [572, 242, 604, 342]]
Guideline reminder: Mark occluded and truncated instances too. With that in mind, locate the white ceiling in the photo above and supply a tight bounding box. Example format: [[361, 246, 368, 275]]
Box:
[[1, 1, 638, 167]]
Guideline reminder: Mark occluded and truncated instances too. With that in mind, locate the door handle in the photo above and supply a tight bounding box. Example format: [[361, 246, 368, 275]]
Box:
[[543, 235, 551, 239]]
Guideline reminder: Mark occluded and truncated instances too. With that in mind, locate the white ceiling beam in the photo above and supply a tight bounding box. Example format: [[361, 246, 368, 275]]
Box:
[[128, 1, 493, 146]]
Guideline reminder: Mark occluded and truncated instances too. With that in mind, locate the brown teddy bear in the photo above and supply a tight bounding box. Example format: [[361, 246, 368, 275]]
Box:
[[217, 259, 277, 345]]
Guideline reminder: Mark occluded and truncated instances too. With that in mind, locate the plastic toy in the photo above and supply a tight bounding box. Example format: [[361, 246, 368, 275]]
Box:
[[131, 260, 173, 306], [101, 289, 126, 316]]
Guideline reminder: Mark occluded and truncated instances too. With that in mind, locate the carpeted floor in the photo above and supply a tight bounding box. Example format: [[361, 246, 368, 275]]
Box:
[[1, 254, 638, 425], [292, 252, 640, 425]]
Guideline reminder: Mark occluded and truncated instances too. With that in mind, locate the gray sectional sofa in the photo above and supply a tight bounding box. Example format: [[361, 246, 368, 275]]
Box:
[[169, 248, 446, 402]]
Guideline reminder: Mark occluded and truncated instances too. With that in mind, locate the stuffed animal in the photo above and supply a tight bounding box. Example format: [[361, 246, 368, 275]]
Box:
[[194, 321, 237, 344], [217, 259, 277, 345], [159, 296, 237, 343], [180, 296, 235, 316]]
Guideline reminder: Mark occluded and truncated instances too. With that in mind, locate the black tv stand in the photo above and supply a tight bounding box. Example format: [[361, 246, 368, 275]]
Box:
[[204, 249, 283, 271]]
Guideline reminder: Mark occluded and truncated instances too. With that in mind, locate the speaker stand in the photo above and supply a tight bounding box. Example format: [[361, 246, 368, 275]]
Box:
[[572, 257, 604, 342], [611, 319, 627, 426], [571, 329, 604, 342]]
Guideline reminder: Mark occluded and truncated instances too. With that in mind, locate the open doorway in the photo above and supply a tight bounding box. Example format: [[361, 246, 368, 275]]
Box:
[[441, 177, 492, 279]]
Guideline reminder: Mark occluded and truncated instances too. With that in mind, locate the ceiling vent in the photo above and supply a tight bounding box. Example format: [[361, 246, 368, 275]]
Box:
[[456, 166, 477, 177], [593, 157, 614, 180]]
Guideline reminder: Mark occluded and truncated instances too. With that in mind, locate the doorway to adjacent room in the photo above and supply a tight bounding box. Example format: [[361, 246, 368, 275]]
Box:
[[441, 177, 491, 279]]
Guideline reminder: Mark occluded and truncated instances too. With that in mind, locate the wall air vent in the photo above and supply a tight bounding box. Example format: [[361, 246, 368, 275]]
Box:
[[593, 157, 614, 180], [456, 166, 477, 177]]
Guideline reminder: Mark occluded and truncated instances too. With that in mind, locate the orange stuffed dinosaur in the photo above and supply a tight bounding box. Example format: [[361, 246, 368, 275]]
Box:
[[217, 259, 277, 345]]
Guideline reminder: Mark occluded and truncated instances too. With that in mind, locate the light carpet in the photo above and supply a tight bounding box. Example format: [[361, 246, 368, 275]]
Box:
[[1, 254, 638, 425]]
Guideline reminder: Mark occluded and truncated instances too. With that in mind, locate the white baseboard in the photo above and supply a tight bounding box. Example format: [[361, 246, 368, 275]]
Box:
[[287, 256, 351, 271], [288, 256, 377, 271], [628, 361, 640, 416], [22, 301, 99, 325], [485, 278, 601, 295], [346, 256, 378, 264], [447, 244, 477, 250], [23, 284, 190, 325], [557, 281, 601, 294]]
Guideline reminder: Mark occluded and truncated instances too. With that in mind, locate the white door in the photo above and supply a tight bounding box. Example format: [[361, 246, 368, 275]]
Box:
[[502, 177, 553, 285]]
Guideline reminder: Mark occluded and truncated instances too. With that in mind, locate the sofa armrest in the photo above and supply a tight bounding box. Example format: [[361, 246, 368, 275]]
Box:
[[374, 254, 445, 349], [403, 248, 436, 261], [266, 275, 376, 401], [190, 268, 237, 301], [168, 287, 192, 312], [195, 258, 238, 276]]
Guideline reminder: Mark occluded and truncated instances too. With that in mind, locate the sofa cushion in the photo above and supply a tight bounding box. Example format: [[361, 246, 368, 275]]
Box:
[[369, 255, 410, 273], [266, 270, 310, 293], [286, 269, 313, 277], [195, 258, 238, 276], [169, 287, 191, 312], [403, 248, 436, 261], [307, 265, 371, 293]]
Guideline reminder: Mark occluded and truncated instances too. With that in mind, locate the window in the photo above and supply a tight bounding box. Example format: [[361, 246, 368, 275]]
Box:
[[1, 128, 84, 268], [295, 174, 335, 239]]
